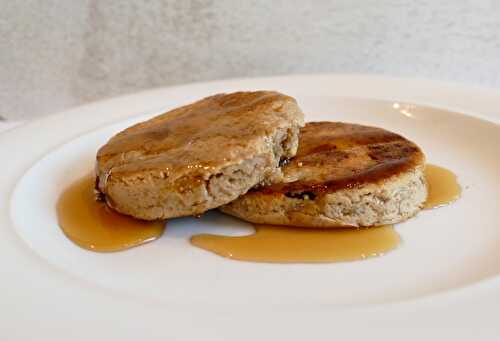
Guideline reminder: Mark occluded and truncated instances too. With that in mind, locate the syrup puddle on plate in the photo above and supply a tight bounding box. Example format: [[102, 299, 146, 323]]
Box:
[[191, 224, 399, 263], [190, 164, 462, 262], [57, 175, 166, 252], [424, 164, 462, 209], [57, 164, 460, 261]]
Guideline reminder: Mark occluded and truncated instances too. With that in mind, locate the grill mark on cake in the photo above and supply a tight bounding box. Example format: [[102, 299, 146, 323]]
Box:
[[258, 122, 423, 195]]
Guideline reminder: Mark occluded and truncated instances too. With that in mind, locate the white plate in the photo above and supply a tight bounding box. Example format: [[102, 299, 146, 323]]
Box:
[[2, 75, 500, 340]]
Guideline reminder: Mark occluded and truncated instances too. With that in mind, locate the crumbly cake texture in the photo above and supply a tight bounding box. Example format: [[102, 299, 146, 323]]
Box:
[[95, 91, 304, 220], [220, 122, 427, 227]]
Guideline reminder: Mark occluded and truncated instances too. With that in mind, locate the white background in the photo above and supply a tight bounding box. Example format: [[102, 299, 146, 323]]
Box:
[[2, 0, 500, 119]]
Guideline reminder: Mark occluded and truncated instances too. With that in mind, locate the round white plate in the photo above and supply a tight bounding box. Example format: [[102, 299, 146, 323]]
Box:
[[2, 75, 500, 340]]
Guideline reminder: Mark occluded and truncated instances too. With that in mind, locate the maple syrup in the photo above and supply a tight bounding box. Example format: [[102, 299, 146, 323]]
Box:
[[191, 224, 399, 263], [190, 163, 461, 263], [57, 175, 165, 252], [424, 164, 461, 209], [57, 163, 460, 261]]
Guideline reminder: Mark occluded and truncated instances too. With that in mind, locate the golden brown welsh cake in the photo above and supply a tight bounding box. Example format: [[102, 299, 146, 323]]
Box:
[[96, 91, 304, 220], [220, 122, 427, 227]]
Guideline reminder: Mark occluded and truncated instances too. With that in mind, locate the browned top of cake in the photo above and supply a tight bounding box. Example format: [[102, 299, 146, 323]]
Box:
[[96, 91, 303, 187], [259, 122, 425, 195]]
